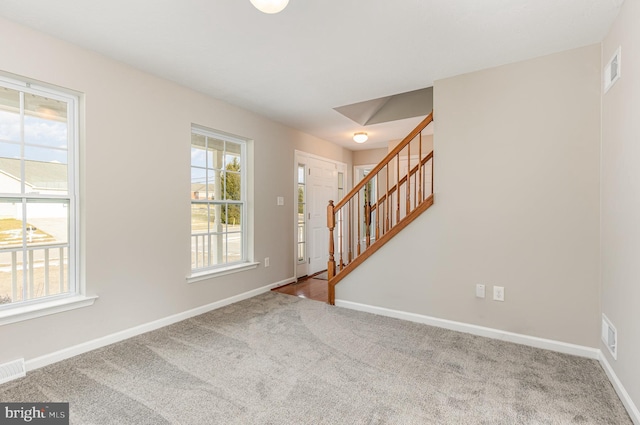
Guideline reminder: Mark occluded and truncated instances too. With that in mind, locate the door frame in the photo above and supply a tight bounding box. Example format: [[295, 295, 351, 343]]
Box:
[[293, 150, 347, 280]]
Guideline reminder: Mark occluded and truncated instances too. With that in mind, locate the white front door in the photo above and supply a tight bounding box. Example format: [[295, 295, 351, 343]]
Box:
[[307, 157, 338, 275]]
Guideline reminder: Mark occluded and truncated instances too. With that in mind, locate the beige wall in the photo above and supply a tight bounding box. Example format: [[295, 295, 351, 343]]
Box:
[[353, 148, 388, 167], [601, 0, 640, 410], [0, 17, 351, 364], [336, 44, 602, 347]]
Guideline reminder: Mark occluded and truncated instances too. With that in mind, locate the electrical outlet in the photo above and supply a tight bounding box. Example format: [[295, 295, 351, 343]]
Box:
[[277, 196, 284, 206], [493, 286, 504, 302], [264, 257, 270, 267], [475, 284, 485, 298]]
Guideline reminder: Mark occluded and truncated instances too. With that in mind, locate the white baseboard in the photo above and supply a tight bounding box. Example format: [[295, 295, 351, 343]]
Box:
[[599, 351, 640, 424], [25, 277, 294, 372], [334, 299, 600, 359]]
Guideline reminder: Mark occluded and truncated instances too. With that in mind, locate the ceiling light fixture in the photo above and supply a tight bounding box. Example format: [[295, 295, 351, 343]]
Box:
[[353, 132, 368, 144], [250, 0, 289, 14]]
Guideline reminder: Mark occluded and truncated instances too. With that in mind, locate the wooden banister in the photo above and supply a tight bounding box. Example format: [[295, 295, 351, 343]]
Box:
[[326, 111, 435, 305], [329, 194, 434, 291], [334, 112, 433, 212], [370, 151, 433, 213]]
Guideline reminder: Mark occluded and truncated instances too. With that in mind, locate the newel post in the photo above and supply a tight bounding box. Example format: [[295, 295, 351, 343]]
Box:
[[327, 200, 336, 280]]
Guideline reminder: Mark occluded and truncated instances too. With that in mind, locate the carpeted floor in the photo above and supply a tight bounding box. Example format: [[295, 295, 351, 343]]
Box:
[[0, 292, 631, 424]]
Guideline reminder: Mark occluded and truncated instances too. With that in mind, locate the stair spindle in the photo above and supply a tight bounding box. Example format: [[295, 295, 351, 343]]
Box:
[[365, 201, 371, 248], [396, 154, 400, 225], [375, 173, 380, 241]]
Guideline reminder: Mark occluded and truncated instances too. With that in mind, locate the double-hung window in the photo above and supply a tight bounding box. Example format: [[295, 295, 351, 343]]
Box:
[[0, 75, 79, 311], [190, 126, 251, 277]]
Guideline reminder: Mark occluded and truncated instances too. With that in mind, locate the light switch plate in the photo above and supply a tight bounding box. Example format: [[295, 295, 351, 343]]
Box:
[[493, 286, 505, 302]]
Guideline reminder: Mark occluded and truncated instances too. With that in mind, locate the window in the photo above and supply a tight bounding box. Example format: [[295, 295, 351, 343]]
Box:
[[190, 126, 252, 276], [297, 164, 306, 263], [0, 76, 79, 310]]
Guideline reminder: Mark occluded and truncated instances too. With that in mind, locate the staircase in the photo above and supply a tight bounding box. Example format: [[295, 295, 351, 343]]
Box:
[[326, 112, 434, 304]]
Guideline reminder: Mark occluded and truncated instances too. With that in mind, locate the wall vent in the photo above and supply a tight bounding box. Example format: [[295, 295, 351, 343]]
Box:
[[601, 314, 617, 359], [0, 358, 26, 385], [604, 47, 621, 93]]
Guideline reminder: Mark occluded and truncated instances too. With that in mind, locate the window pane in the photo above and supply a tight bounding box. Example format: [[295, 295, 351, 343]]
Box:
[[210, 233, 225, 266], [225, 153, 240, 172], [207, 137, 224, 169], [25, 200, 68, 247], [191, 233, 207, 270], [24, 93, 68, 148], [0, 87, 20, 143], [23, 147, 68, 195], [191, 203, 209, 234], [210, 204, 223, 232], [223, 171, 241, 201], [25, 245, 69, 301], [191, 133, 206, 148], [297, 242, 305, 262], [191, 167, 206, 200], [0, 143, 22, 194], [297, 184, 304, 214], [226, 232, 242, 264], [206, 170, 219, 201], [225, 141, 241, 178], [0, 199, 23, 249], [224, 204, 241, 227], [225, 141, 241, 156], [297, 165, 305, 184], [0, 249, 21, 304], [191, 142, 207, 168]]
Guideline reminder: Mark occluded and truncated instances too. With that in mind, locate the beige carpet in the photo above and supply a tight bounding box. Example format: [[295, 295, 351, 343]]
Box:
[[0, 292, 631, 424]]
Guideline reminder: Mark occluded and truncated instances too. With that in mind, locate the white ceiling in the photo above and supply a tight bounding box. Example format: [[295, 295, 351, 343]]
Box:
[[0, 0, 623, 150]]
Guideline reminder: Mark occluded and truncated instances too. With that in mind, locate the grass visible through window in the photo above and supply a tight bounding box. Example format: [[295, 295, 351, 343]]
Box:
[[0, 218, 56, 245]]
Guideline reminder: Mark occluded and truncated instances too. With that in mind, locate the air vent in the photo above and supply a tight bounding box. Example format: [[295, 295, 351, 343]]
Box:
[[601, 315, 617, 359], [0, 358, 26, 385], [604, 47, 621, 93]]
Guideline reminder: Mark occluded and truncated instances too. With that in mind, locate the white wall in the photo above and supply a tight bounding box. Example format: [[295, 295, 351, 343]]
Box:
[[0, 17, 352, 364], [601, 0, 640, 410], [336, 44, 602, 347]]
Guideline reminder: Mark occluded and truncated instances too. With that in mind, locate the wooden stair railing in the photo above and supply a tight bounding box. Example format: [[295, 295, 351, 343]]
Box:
[[326, 112, 435, 305]]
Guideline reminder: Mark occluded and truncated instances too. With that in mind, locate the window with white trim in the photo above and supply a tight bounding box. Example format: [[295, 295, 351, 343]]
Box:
[[190, 126, 249, 272], [0, 76, 79, 309], [296, 163, 306, 264]]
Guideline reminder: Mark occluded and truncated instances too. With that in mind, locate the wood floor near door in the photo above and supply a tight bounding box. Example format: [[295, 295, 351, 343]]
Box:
[[272, 277, 328, 303]]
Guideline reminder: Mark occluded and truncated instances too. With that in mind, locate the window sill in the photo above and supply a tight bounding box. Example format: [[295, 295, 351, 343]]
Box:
[[187, 262, 260, 284], [0, 295, 98, 326]]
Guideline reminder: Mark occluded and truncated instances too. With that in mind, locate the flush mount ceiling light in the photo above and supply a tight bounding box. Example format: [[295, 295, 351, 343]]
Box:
[[250, 0, 289, 14], [353, 132, 368, 144]]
